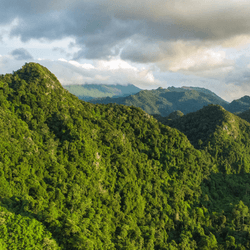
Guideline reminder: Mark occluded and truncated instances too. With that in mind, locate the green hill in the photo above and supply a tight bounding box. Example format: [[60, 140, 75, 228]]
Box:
[[90, 86, 228, 117], [63, 83, 141, 101], [226, 96, 250, 113], [1, 63, 250, 249], [161, 104, 250, 224], [237, 108, 250, 123]]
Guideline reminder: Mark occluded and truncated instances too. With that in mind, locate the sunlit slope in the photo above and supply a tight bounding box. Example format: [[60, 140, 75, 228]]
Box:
[[164, 105, 250, 174], [1, 63, 250, 249], [226, 96, 250, 113], [0, 63, 214, 249], [90, 87, 228, 116]]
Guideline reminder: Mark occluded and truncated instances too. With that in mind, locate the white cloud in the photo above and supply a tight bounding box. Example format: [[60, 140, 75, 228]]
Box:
[[1, 0, 250, 101], [147, 41, 235, 79], [94, 75, 110, 81], [222, 82, 250, 101], [97, 59, 137, 70], [40, 58, 159, 88], [64, 59, 95, 70]]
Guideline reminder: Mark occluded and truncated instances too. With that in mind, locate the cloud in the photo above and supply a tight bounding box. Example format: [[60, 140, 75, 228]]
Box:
[[58, 58, 95, 69], [159, 42, 234, 75], [1, 54, 250, 102], [222, 82, 250, 101], [3, 0, 250, 90], [41, 58, 159, 88], [0, 54, 28, 74], [3, 0, 250, 66], [52, 47, 71, 58], [11, 48, 33, 60], [121, 39, 234, 78]]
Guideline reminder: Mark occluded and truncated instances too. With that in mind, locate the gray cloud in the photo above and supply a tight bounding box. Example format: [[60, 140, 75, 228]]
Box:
[[52, 47, 72, 58], [11, 48, 33, 60], [2, 0, 250, 70]]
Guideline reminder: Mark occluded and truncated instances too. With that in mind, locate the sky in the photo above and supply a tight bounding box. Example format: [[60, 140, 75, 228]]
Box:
[[1, 1, 250, 101]]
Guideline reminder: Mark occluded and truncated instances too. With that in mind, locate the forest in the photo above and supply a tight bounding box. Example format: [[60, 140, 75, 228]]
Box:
[[0, 62, 250, 249]]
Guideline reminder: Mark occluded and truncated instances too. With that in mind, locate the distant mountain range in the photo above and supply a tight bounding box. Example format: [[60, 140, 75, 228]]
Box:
[[226, 95, 250, 113], [83, 86, 250, 116], [63, 83, 141, 101], [88, 86, 228, 116]]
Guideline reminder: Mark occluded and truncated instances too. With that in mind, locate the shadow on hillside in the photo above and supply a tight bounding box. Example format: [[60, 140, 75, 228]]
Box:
[[200, 172, 250, 212], [45, 112, 80, 142]]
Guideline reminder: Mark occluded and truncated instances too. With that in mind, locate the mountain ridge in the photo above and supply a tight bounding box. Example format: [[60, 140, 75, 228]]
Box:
[[90, 86, 229, 116], [1, 62, 250, 249], [63, 83, 141, 101]]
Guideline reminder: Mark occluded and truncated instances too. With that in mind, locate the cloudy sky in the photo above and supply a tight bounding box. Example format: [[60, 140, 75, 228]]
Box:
[[1, 0, 250, 101]]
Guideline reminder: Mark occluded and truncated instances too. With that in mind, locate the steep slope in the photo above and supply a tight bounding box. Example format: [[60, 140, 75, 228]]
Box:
[[0, 62, 215, 249], [164, 105, 250, 172], [152, 110, 184, 124], [163, 105, 250, 231], [226, 95, 250, 113], [1, 63, 250, 249], [90, 86, 228, 116], [237, 108, 250, 123], [63, 83, 141, 101], [172, 86, 226, 102]]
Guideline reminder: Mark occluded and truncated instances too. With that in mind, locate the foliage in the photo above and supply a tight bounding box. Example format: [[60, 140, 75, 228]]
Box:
[[237, 108, 250, 123], [226, 96, 250, 113], [90, 86, 228, 117], [0, 205, 60, 249], [1, 63, 250, 249]]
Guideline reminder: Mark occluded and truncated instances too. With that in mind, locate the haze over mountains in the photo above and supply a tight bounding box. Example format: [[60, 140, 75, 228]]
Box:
[[64, 84, 141, 101], [2, 63, 250, 249], [82, 85, 250, 116]]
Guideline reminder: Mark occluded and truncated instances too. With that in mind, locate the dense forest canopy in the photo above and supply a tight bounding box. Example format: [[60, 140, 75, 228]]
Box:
[[88, 85, 250, 117], [89, 86, 229, 117], [1, 62, 250, 249]]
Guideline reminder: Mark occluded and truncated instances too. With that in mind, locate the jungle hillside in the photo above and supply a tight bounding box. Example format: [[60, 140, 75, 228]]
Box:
[[1, 63, 250, 249]]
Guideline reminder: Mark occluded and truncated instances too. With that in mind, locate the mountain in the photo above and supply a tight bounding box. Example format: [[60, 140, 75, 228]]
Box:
[[160, 104, 250, 224], [1, 63, 250, 249], [0, 62, 212, 249], [226, 95, 250, 113], [63, 83, 141, 101], [171, 86, 226, 101], [90, 86, 228, 116], [237, 108, 250, 123], [152, 110, 184, 124]]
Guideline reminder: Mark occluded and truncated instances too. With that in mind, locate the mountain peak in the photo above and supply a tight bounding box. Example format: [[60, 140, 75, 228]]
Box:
[[15, 62, 62, 90], [163, 104, 231, 148]]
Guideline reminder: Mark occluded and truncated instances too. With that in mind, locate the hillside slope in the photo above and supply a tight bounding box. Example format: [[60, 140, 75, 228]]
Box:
[[90, 86, 228, 116], [163, 105, 250, 227], [226, 96, 250, 113], [1, 63, 250, 249], [0, 63, 214, 249], [63, 83, 141, 101], [237, 108, 250, 123]]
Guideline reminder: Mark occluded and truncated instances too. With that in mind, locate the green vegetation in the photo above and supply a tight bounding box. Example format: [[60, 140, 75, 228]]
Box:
[[160, 104, 250, 247], [237, 109, 250, 123], [152, 110, 184, 124], [1, 63, 250, 249], [64, 84, 141, 101], [226, 96, 250, 113], [90, 86, 228, 116]]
